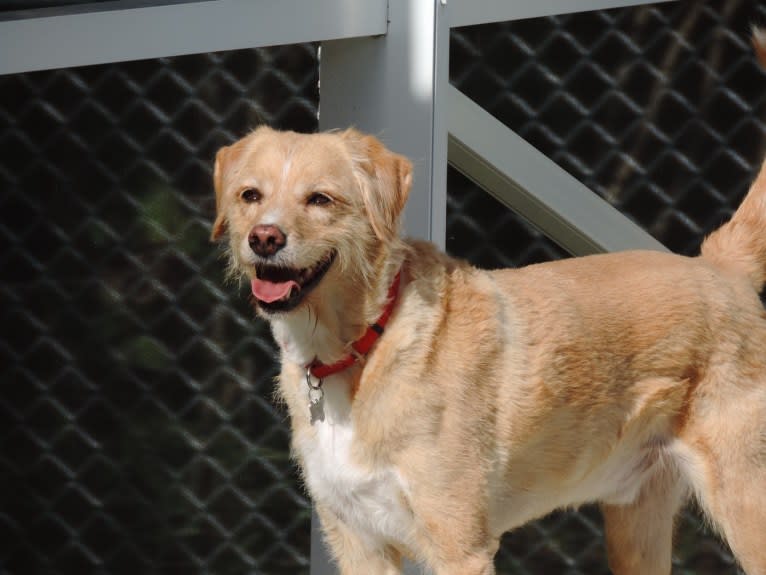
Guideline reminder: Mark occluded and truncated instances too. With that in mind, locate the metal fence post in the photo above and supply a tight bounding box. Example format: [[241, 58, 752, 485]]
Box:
[[316, 0, 449, 572]]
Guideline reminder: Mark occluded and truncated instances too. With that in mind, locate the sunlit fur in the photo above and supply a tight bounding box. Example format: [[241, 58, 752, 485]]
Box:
[[212, 43, 766, 574]]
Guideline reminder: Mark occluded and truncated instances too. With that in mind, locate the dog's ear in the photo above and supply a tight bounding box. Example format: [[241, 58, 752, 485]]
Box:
[[341, 129, 412, 241], [210, 145, 230, 241]]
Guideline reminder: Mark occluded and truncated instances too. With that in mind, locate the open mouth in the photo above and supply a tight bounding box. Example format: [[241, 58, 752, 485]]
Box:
[[251, 250, 337, 313]]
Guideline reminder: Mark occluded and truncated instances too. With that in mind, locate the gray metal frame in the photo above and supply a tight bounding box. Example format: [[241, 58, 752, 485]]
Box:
[[448, 0, 674, 27], [0, 0, 387, 74], [1, 1, 675, 573]]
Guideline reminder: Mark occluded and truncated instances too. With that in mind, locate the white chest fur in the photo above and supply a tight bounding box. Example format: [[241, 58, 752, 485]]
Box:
[[296, 383, 415, 549]]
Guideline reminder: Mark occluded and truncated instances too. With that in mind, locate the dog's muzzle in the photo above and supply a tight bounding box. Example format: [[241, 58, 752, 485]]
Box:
[[250, 250, 337, 313]]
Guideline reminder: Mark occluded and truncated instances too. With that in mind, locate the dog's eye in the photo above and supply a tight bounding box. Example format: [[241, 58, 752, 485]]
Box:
[[307, 192, 332, 207], [241, 188, 262, 203]]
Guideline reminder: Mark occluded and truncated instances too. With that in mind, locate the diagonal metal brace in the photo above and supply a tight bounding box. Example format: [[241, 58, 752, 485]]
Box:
[[447, 85, 669, 256]]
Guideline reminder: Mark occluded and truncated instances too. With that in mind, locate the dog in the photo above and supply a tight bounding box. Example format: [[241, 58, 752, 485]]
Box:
[[210, 40, 766, 575]]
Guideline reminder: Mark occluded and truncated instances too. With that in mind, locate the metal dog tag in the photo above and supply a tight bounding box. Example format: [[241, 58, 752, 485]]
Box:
[[306, 367, 325, 424], [309, 386, 325, 424]]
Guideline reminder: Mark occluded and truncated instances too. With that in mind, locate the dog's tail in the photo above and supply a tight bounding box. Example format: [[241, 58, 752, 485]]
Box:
[[699, 30, 766, 293]]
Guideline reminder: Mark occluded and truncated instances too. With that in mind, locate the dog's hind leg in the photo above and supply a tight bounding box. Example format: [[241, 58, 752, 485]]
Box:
[[679, 394, 766, 574], [601, 467, 686, 575]]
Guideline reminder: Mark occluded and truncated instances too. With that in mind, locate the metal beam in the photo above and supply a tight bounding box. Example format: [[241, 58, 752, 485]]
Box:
[[0, 0, 387, 75], [449, 0, 675, 28], [317, 1, 449, 572], [447, 86, 668, 256]]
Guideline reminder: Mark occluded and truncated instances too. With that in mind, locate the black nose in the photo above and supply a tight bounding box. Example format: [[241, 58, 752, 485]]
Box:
[[248, 224, 287, 257]]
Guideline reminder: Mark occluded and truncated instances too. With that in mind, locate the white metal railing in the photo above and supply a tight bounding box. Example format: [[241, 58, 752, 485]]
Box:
[[0, 1, 674, 573]]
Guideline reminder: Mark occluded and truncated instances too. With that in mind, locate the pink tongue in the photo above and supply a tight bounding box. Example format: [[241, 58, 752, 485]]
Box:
[[251, 277, 299, 303]]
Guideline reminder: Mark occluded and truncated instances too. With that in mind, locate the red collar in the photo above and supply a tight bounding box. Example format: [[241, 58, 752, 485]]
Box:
[[308, 271, 401, 380]]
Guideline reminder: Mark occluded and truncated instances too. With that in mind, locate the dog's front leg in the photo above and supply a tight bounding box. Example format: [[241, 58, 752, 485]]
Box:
[[315, 504, 403, 575], [420, 515, 498, 575], [433, 555, 495, 575]]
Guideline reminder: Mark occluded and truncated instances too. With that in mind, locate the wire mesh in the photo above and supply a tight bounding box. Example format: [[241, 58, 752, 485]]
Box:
[[1, 45, 318, 574], [1, 1, 765, 574]]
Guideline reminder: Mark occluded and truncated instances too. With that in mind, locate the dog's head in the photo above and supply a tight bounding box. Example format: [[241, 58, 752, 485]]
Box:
[[211, 127, 412, 314]]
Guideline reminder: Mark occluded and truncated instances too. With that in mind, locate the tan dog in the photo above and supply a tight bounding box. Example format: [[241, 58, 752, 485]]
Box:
[[211, 47, 766, 575]]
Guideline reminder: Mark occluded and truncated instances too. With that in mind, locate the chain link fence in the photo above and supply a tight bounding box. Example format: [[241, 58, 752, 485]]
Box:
[[1, 43, 319, 574], [1, 1, 764, 574]]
